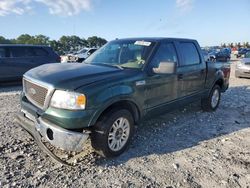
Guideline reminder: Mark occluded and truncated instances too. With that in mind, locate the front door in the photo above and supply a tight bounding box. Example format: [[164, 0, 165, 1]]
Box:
[[145, 42, 179, 110]]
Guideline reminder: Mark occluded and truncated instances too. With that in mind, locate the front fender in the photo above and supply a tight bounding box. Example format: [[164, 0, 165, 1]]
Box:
[[87, 84, 143, 127]]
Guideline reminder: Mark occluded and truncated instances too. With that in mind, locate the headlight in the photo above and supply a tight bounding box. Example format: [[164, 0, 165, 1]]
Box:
[[50, 90, 86, 110]]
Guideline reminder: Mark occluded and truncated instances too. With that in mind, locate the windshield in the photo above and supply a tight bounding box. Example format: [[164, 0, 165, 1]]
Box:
[[85, 40, 155, 69]]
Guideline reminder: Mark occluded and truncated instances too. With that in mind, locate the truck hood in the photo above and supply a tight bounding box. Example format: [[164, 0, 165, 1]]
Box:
[[24, 63, 124, 90]]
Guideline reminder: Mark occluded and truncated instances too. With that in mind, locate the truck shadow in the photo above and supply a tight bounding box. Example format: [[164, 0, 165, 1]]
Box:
[[96, 85, 250, 167]]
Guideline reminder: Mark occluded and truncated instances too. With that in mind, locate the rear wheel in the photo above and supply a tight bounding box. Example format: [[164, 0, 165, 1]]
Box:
[[90, 109, 134, 157], [201, 85, 221, 112]]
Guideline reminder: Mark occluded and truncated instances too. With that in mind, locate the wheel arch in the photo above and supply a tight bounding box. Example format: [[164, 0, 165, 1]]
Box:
[[214, 78, 224, 89], [89, 99, 141, 127]]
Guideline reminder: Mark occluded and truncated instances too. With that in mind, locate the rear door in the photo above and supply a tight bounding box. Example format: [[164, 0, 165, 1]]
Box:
[[0, 47, 13, 81], [32, 47, 51, 64], [7, 47, 36, 78], [176, 41, 206, 98]]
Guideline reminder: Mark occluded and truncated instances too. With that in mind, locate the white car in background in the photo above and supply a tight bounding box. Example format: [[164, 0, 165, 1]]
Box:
[[235, 52, 250, 78], [61, 48, 97, 63], [74, 48, 97, 62]]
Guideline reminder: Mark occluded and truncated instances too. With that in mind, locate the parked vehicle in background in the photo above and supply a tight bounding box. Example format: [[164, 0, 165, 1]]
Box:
[[61, 48, 97, 63], [16, 37, 230, 162], [75, 48, 97, 62], [209, 48, 230, 62], [201, 49, 209, 61], [245, 52, 250, 58], [0, 44, 60, 82], [235, 52, 250, 78], [237, 48, 250, 58], [223, 48, 231, 54]]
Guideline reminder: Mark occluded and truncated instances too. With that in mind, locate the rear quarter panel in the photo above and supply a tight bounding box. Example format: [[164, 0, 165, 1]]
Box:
[[205, 61, 230, 93]]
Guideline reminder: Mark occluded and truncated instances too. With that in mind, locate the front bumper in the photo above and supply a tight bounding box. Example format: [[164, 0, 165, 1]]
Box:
[[16, 112, 89, 152]]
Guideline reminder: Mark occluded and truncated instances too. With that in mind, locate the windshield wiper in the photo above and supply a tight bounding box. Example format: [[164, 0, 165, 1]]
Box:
[[111, 64, 124, 70], [83, 62, 124, 70], [98, 63, 124, 70]]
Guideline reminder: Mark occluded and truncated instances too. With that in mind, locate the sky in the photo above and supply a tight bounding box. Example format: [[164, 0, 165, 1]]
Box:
[[0, 0, 249, 46]]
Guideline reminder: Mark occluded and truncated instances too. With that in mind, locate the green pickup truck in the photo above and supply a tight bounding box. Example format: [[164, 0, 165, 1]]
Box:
[[16, 38, 230, 160]]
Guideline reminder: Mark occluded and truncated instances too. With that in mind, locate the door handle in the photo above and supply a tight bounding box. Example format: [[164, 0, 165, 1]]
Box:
[[178, 74, 183, 80]]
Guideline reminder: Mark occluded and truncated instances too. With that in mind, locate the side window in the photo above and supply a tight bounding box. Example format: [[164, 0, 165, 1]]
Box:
[[33, 47, 48, 56], [25, 47, 35, 57], [179, 42, 200, 66], [0, 48, 6, 58], [151, 42, 178, 68], [88, 49, 96, 54], [10, 47, 35, 58], [10, 47, 25, 58]]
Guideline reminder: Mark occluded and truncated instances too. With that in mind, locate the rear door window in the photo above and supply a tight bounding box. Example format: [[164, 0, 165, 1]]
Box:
[[0, 48, 6, 58], [10, 47, 35, 58], [33, 47, 48, 56], [179, 42, 200, 66]]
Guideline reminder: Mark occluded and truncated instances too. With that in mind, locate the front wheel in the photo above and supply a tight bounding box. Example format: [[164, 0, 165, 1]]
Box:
[[90, 109, 134, 158], [201, 85, 221, 112]]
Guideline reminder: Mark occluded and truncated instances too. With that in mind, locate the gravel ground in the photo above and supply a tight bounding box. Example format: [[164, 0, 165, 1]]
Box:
[[0, 62, 249, 188]]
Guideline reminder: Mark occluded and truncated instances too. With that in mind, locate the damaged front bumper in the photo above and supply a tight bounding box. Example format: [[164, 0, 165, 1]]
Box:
[[15, 112, 89, 165]]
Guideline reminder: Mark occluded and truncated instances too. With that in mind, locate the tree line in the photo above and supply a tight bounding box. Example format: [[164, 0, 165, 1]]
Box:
[[221, 42, 250, 48], [0, 34, 107, 55]]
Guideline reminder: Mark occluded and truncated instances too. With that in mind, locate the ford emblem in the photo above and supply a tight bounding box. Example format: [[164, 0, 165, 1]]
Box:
[[29, 88, 36, 95]]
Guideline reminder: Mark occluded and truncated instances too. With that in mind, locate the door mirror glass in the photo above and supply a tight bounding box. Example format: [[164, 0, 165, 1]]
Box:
[[153, 61, 176, 74]]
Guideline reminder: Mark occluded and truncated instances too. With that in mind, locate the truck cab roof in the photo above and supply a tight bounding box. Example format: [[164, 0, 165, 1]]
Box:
[[114, 37, 197, 43]]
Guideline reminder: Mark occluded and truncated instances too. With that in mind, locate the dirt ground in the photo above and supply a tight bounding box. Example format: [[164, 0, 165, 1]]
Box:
[[0, 62, 249, 188]]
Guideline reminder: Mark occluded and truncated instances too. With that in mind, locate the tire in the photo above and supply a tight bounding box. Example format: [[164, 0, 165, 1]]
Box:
[[90, 109, 134, 158], [201, 85, 221, 112]]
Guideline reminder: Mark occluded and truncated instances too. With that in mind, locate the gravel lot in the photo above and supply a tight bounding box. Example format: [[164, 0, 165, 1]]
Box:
[[0, 62, 249, 188]]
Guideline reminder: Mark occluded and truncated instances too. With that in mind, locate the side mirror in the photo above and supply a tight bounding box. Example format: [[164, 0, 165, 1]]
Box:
[[153, 61, 176, 74], [87, 52, 91, 56]]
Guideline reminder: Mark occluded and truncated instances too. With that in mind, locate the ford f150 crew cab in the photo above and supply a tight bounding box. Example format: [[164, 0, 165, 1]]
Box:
[[16, 38, 230, 160]]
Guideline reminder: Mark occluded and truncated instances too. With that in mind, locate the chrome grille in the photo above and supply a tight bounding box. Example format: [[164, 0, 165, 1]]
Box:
[[23, 79, 48, 109]]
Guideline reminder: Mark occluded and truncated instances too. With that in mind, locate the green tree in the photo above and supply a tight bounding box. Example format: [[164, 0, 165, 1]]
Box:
[[221, 43, 226, 48], [33, 35, 50, 45], [59, 35, 87, 53], [0, 34, 107, 54], [49, 40, 62, 54], [16, 34, 35, 44], [237, 42, 241, 48], [246, 42, 250, 48], [0, 36, 11, 44], [87, 36, 107, 48]]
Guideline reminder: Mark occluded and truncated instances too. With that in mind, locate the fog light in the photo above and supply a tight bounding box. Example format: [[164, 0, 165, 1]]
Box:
[[46, 128, 54, 140]]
